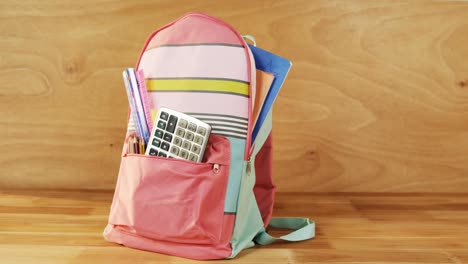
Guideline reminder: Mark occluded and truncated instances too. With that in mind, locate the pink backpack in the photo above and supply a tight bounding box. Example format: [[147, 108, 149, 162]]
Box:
[[104, 12, 314, 260]]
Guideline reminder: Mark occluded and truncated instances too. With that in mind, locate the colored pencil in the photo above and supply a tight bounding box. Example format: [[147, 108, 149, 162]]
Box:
[[128, 136, 134, 154]]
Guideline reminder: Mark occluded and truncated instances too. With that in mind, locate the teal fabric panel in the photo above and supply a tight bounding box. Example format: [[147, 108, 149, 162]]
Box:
[[228, 160, 265, 258], [228, 110, 273, 257], [223, 137, 246, 213], [254, 217, 315, 245]]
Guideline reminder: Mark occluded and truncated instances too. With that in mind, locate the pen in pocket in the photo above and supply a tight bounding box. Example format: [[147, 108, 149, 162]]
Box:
[[128, 136, 135, 154], [139, 137, 145, 154], [123, 68, 150, 144]]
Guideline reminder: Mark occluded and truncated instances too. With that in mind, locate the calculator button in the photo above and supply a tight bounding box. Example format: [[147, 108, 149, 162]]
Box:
[[157, 120, 166, 129], [167, 115, 178, 133], [161, 142, 170, 151], [155, 129, 164, 138], [175, 128, 185, 137], [160, 111, 169, 120], [188, 153, 198, 162], [152, 138, 161, 148], [188, 122, 197, 132], [170, 146, 180, 156], [173, 137, 183, 146], [163, 133, 173, 143], [191, 144, 201, 154], [179, 119, 188, 128], [158, 152, 167, 157], [182, 140, 191, 150], [194, 135, 204, 145], [196, 126, 207, 136], [185, 131, 194, 141], [148, 148, 158, 156], [179, 150, 189, 159]]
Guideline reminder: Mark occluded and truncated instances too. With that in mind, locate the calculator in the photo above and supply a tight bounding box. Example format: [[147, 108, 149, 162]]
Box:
[[145, 107, 212, 162]]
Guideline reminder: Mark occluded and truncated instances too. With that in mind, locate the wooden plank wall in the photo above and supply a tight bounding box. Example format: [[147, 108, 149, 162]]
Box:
[[1, 0, 467, 192]]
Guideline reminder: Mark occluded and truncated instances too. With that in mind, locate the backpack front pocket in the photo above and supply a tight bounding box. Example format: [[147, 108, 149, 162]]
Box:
[[108, 134, 230, 245]]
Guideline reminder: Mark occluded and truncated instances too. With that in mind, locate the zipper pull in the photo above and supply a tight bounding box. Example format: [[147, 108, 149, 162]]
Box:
[[213, 164, 220, 174], [246, 160, 252, 177]]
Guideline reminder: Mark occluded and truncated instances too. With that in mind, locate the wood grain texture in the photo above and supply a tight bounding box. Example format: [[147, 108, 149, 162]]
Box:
[[1, 190, 468, 263], [0, 0, 467, 191]]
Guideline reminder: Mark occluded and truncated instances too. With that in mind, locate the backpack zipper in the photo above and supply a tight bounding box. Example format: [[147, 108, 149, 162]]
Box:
[[246, 160, 252, 177], [213, 164, 220, 174]]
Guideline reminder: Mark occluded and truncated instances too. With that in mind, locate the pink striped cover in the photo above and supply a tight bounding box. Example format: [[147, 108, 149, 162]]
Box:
[[137, 13, 251, 141], [151, 92, 248, 118], [139, 45, 248, 81]]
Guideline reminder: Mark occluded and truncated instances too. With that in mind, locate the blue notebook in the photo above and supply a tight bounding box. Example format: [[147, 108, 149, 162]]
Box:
[[249, 44, 292, 145]]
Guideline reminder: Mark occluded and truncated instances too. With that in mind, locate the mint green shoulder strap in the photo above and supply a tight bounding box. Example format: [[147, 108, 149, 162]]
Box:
[[254, 217, 315, 245]]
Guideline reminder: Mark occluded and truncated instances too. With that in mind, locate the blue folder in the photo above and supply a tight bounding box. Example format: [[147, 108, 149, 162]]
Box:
[[249, 44, 292, 145]]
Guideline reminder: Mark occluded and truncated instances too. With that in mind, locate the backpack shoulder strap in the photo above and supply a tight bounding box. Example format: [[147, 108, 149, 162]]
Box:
[[254, 217, 315, 245]]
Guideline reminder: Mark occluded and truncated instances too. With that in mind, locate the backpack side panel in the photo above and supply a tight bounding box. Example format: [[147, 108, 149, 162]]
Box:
[[229, 108, 273, 257], [253, 132, 275, 227]]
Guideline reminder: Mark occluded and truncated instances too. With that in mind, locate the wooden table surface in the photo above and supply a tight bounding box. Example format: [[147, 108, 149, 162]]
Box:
[[1, 190, 467, 264]]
